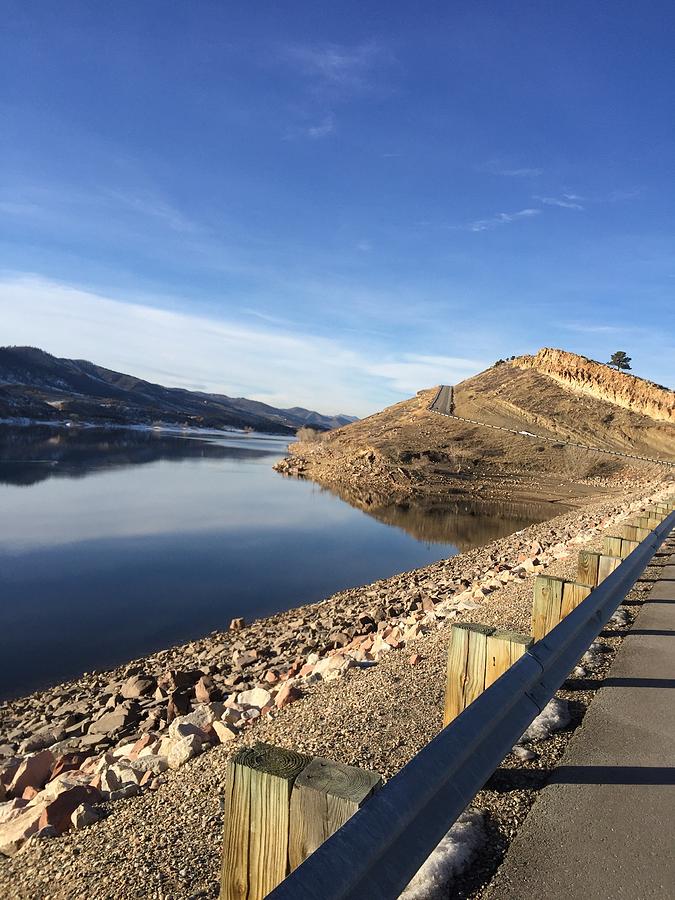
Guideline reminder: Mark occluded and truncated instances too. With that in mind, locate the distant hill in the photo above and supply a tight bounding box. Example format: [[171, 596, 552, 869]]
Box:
[[0, 346, 356, 434], [276, 348, 674, 507]]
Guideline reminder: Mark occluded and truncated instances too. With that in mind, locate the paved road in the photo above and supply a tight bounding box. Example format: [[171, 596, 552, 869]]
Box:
[[485, 536, 675, 899], [428, 384, 674, 468]]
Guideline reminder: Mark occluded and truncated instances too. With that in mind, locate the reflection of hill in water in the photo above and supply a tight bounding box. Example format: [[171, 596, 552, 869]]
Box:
[[0, 425, 275, 486], [316, 482, 567, 550]]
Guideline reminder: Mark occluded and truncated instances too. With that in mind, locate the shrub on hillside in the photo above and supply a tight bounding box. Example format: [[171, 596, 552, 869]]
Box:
[[296, 426, 328, 442]]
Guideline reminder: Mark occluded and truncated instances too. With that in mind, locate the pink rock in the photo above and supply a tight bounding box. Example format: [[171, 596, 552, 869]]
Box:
[[229, 617, 245, 631], [264, 670, 279, 684], [409, 653, 422, 666], [0, 798, 29, 826], [50, 751, 92, 781], [9, 750, 54, 798], [21, 786, 40, 801], [128, 735, 156, 760], [195, 676, 221, 704], [275, 682, 302, 709], [38, 785, 101, 835], [0, 801, 46, 856]]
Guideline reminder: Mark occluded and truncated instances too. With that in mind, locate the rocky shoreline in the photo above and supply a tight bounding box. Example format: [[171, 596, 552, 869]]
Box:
[[0, 479, 670, 862]]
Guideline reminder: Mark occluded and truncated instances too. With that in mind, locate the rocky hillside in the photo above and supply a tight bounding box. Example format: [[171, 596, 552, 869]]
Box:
[[0, 346, 354, 434], [275, 349, 674, 507], [513, 348, 674, 422]]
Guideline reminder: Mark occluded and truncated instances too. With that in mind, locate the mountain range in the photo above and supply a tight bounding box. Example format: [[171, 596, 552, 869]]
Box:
[[0, 346, 357, 434]]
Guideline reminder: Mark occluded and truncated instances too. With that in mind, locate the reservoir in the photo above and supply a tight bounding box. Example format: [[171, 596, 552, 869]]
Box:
[[0, 425, 556, 699]]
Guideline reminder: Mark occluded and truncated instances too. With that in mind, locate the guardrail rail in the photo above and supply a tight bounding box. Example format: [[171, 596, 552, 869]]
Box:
[[268, 509, 675, 899]]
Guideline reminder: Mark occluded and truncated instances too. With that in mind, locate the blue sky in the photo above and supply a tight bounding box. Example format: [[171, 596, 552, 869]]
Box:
[[1, 1, 673, 415]]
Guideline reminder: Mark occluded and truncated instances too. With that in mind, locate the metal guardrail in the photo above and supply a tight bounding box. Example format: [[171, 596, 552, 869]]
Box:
[[269, 510, 675, 900]]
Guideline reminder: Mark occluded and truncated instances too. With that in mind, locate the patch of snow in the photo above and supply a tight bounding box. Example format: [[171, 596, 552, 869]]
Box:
[[609, 608, 629, 627], [399, 810, 486, 900], [520, 698, 571, 742], [581, 641, 606, 670]]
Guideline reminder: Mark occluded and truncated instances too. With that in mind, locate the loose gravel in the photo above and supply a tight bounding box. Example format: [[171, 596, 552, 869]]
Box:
[[0, 486, 671, 899]]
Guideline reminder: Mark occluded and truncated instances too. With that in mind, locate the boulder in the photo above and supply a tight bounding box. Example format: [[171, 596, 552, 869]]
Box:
[[0, 801, 46, 856], [70, 803, 100, 830], [195, 676, 222, 704], [88, 704, 139, 736], [9, 750, 54, 798], [18, 726, 66, 755], [229, 617, 245, 631], [236, 688, 272, 709], [38, 785, 101, 835], [127, 735, 158, 760], [50, 752, 92, 781], [274, 682, 302, 709], [211, 722, 238, 743], [120, 675, 155, 699], [168, 704, 220, 740], [167, 734, 202, 770]]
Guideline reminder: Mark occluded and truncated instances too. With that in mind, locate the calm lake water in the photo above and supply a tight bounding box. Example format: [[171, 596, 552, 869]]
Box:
[[0, 426, 558, 700]]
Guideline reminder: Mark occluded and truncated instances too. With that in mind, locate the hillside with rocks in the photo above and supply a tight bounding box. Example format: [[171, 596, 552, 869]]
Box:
[[275, 349, 674, 508], [0, 346, 355, 434]]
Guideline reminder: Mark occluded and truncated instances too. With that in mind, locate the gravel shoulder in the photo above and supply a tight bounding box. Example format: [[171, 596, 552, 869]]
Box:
[[0, 482, 671, 898]]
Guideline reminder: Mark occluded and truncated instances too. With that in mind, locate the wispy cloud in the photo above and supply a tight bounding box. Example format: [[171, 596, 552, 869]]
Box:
[[283, 114, 336, 141], [365, 354, 486, 394], [0, 275, 486, 416], [282, 41, 390, 92], [534, 193, 584, 210], [104, 190, 201, 233], [558, 321, 633, 336], [480, 161, 543, 178], [453, 208, 541, 233]]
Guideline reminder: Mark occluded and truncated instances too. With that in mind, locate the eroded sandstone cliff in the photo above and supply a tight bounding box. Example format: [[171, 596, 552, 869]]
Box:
[[512, 348, 674, 423]]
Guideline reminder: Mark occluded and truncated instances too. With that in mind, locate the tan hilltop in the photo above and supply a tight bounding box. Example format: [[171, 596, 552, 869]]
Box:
[[275, 348, 675, 509], [516, 348, 674, 422]]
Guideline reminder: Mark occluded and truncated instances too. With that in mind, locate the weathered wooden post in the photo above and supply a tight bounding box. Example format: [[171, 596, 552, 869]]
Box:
[[221, 743, 311, 900], [444, 623, 532, 725], [603, 536, 640, 559], [603, 535, 623, 558], [485, 629, 532, 687], [597, 553, 622, 582], [289, 758, 381, 871], [221, 744, 382, 899], [619, 523, 651, 542], [578, 550, 601, 587], [532, 576, 592, 640]]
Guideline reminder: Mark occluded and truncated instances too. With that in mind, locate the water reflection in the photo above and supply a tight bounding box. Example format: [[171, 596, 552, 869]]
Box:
[[0, 425, 565, 698], [357, 499, 563, 550], [0, 424, 279, 486]]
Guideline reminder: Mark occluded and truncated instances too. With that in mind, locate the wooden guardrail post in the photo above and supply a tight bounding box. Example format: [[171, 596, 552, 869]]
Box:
[[578, 550, 601, 587], [221, 744, 382, 899], [598, 553, 622, 582], [444, 624, 532, 725], [603, 535, 639, 559], [289, 758, 381, 871], [221, 743, 311, 900], [532, 576, 592, 641], [485, 629, 533, 687], [619, 523, 652, 542]]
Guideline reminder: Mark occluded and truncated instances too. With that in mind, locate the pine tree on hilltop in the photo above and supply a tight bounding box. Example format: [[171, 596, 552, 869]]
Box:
[[607, 351, 632, 371]]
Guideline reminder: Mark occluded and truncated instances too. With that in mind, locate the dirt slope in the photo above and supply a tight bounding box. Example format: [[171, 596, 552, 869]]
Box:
[[275, 350, 674, 508]]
